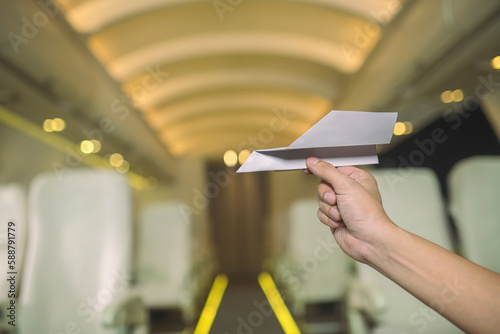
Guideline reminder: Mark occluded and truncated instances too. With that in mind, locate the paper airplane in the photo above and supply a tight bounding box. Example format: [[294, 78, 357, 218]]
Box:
[[237, 110, 397, 173]]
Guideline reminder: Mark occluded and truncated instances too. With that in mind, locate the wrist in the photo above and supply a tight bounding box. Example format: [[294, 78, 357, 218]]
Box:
[[361, 218, 406, 271]]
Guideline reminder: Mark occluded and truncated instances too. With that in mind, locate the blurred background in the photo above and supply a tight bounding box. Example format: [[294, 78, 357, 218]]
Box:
[[0, 0, 500, 333]]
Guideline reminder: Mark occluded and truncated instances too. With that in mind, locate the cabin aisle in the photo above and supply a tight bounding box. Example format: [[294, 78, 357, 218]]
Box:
[[210, 282, 285, 334]]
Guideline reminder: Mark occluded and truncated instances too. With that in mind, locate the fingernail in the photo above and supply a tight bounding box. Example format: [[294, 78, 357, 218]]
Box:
[[324, 192, 333, 204], [308, 157, 319, 165]]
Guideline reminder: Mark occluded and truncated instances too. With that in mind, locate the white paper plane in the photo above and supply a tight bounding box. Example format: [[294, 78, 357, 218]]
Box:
[[237, 110, 397, 173]]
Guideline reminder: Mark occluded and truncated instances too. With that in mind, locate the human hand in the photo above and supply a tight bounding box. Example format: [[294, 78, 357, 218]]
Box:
[[304, 157, 396, 264]]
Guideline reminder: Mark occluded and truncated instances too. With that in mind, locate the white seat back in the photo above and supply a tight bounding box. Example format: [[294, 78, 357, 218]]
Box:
[[448, 156, 500, 273], [19, 170, 133, 333], [136, 202, 191, 310], [358, 168, 462, 333], [288, 199, 353, 304]]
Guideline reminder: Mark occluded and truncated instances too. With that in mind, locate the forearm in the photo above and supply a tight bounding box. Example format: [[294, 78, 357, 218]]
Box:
[[366, 221, 500, 334]]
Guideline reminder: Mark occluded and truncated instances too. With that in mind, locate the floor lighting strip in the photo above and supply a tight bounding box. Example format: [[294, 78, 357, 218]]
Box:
[[257, 271, 301, 334], [193, 274, 229, 334]]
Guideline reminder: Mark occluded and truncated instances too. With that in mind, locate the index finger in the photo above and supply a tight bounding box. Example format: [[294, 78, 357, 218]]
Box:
[[305, 157, 353, 194]]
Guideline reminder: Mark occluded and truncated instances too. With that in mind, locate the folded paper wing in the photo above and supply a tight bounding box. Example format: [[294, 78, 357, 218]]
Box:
[[237, 110, 397, 173]]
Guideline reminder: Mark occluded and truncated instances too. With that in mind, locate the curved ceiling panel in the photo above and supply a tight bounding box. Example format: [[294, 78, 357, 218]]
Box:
[[106, 31, 373, 80], [165, 128, 305, 158], [61, 0, 396, 34], [122, 55, 342, 109], [56, 0, 404, 160], [87, 1, 376, 62], [145, 91, 329, 128], [160, 113, 309, 144], [126, 70, 338, 110]]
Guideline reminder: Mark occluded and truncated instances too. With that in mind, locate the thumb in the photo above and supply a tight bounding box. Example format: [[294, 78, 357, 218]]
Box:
[[306, 157, 352, 193]]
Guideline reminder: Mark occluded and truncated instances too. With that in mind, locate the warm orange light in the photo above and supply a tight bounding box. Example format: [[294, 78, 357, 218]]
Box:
[[90, 139, 101, 153], [403, 121, 413, 135], [43, 119, 54, 132], [52, 118, 66, 131], [491, 56, 500, 70], [238, 150, 251, 164], [116, 160, 130, 173], [440, 90, 453, 103], [43, 118, 66, 132], [223, 150, 237, 167], [451, 89, 464, 102], [393, 122, 406, 136], [109, 153, 124, 167], [80, 140, 94, 154]]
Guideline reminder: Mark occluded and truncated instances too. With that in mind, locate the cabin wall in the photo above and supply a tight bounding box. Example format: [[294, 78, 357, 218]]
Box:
[[482, 88, 500, 144], [0, 124, 66, 188]]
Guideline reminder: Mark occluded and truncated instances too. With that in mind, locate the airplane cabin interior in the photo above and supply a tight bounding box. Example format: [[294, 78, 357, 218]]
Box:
[[0, 0, 500, 333]]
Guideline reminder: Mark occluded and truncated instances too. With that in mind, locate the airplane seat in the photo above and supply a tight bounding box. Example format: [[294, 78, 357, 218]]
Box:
[[278, 198, 354, 316], [348, 168, 463, 334], [447, 156, 500, 273], [265, 208, 289, 272], [190, 206, 217, 298], [0, 184, 26, 331], [19, 169, 148, 334], [135, 201, 210, 322]]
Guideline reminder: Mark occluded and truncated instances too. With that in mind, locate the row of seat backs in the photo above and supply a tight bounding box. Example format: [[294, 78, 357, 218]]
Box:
[[364, 168, 461, 333], [448, 156, 500, 273], [286, 199, 353, 305], [19, 170, 134, 333], [282, 168, 457, 332], [0, 169, 202, 332], [284, 156, 500, 333], [353, 156, 500, 333], [136, 202, 203, 314], [376, 155, 500, 275]]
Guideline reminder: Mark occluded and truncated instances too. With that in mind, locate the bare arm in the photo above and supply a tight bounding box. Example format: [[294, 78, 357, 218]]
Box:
[[304, 157, 500, 334]]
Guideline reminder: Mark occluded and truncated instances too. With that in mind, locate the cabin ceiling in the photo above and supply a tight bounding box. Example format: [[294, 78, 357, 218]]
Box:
[[54, 0, 402, 159]]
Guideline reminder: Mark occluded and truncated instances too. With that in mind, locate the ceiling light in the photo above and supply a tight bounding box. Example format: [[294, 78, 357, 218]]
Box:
[[440, 90, 453, 103], [491, 56, 500, 70], [109, 153, 124, 167], [403, 121, 413, 135], [451, 89, 463, 102], [223, 150, 237, 167], [80, 140, 94, 154], [43, 118, 66, 132], [52, 118, 66, 131], [238, 150, 251, 165], [116, 160, 130, 173], [393, 122, 406, 136], [43, 119, 54, 132], [90, 139, 101, 153]]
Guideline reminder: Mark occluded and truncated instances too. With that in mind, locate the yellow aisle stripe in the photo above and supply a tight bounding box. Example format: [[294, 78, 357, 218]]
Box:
[[194, 274, 229, 334], [258, 272, 301, 334]]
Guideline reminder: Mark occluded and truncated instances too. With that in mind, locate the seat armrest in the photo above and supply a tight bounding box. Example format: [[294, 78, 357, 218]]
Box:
[[346, 280, 386, 334], [101, 293, 149, 329], [347, 280, 386, 318], [273, 253, 295, 278]]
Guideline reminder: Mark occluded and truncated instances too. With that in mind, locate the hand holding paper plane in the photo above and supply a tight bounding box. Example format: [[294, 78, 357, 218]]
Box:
[[237, 110, 397, 173]]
